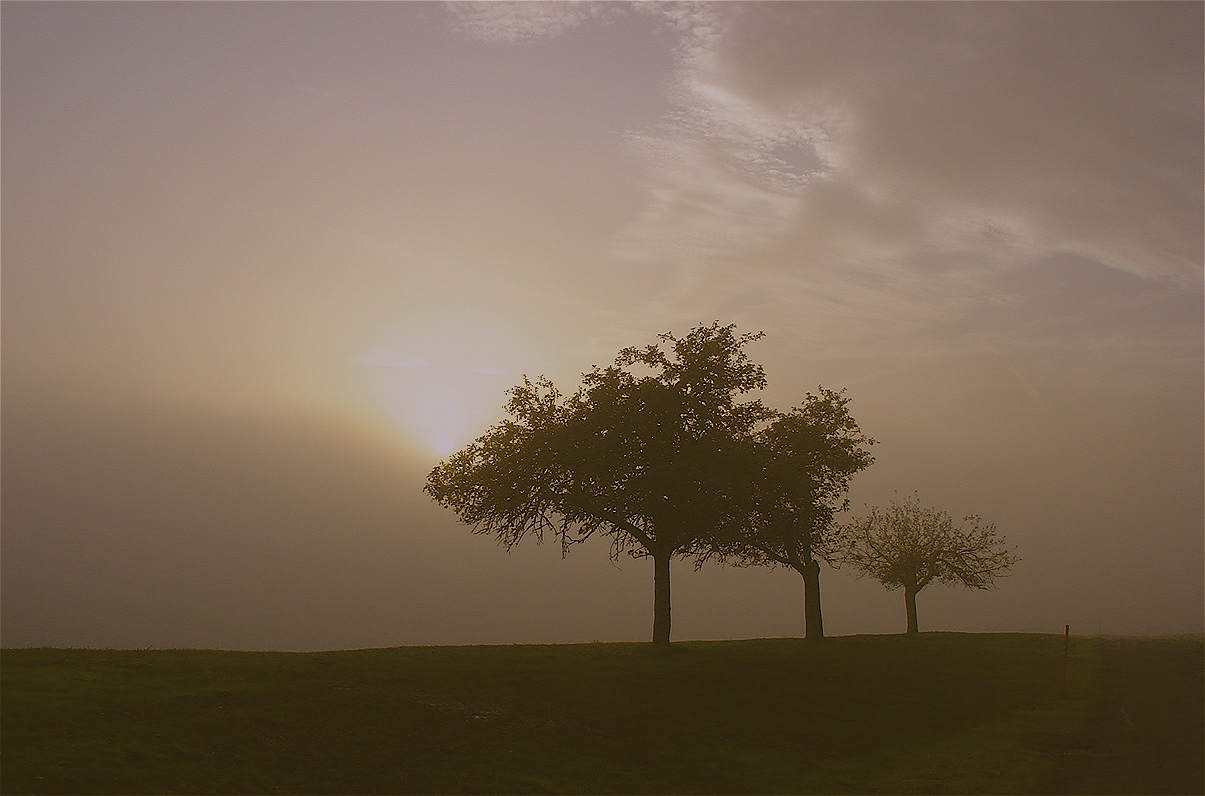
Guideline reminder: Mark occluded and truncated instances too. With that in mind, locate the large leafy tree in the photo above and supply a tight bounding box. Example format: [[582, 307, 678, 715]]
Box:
[[704, 389, 875, 640], [836, 494, 1018, 634], [425, 322, 772, 648]]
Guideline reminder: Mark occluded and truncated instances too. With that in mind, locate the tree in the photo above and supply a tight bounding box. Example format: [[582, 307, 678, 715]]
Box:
[[836, 494, 1018, 634], [424, 322, 772, 648], [701, 389, 875, 640]]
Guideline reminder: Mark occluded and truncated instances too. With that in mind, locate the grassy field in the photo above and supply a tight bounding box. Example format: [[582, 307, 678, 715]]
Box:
[[2, 633, 1201, 795]]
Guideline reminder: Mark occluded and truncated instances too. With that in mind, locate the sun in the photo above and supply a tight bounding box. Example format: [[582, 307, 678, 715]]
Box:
[[358, 325, 530, 457], [367, 367, 505, 457], [409, 378, 492, 456]]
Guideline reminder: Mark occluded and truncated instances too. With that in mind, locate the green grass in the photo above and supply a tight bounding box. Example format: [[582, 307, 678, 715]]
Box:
[[1, 633, 1197, 794]]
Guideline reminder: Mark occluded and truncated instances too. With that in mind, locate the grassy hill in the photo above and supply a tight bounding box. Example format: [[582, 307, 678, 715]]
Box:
[[2, 633, 1201, 794]]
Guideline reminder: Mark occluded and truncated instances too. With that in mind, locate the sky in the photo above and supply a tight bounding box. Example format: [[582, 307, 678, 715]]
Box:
[[3, 1, 1202, 651]]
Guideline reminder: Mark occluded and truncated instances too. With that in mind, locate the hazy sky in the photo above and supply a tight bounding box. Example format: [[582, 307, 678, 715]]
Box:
[[3, 1, 1202, 650]]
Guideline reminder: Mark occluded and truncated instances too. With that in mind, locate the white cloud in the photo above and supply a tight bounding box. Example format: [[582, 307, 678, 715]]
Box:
[[643, 2, 1203, 289], [444, 1, 612, 44], [441, 2, 1201, 368]]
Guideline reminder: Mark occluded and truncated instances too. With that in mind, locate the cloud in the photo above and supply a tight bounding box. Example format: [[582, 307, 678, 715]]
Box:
[[438, 2, 1200, 381], [622, 2, 1202, 290], [444, 1, 612, 44]]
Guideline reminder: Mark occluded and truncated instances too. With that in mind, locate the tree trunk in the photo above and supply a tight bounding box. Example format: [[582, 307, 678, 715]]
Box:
[[798, 559, 825, 640], [904, 586, 919, 634], [652, 550, 671, 648]]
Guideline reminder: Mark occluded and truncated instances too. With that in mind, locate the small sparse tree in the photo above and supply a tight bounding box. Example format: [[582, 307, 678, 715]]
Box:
[[837, 494, 1018, 634], [425, 322, 772, 648]]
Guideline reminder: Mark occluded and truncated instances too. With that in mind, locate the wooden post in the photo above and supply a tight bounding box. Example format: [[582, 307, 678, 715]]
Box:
[[1062, 624, 1069, 694]]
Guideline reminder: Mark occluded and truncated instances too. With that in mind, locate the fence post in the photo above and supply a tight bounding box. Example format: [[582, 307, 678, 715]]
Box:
[[1062, 624, 1069, 694]]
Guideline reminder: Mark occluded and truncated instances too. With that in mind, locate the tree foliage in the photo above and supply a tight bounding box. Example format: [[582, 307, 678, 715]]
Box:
[[702, 388, 875, 638], [742, 389, 875, 563], [837, 494, 1018, 633], [425, 322, 773, 647]]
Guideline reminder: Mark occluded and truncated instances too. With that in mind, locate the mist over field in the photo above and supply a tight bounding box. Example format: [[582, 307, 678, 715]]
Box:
[[3, 2, 1201, 650]]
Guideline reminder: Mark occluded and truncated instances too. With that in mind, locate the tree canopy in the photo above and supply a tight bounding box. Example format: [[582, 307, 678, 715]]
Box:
[[425, 322, 773, 647], [837, 494, 1018, 634], [701, 388, 875, 638]]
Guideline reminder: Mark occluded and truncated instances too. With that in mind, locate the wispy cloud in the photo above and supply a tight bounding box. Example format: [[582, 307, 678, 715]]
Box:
[[435, 2, 1201, 385], [626, 2, 1203, 290], [495, 1, 1203, 371], [444, 1, 614, 45]]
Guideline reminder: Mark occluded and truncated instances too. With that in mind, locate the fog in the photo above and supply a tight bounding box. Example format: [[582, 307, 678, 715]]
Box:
[[3, 2, 1201, 649]]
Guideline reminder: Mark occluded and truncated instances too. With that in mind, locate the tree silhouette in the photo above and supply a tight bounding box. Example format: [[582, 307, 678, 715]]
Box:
[[425, 322, 772, 648], [704, 389, 874, 640], [837, 494, 1018, 634]]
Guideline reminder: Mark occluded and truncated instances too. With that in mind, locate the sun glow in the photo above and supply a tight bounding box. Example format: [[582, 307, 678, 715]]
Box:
[[358, 324, 532, 458], [410, 378, 491, 455]]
